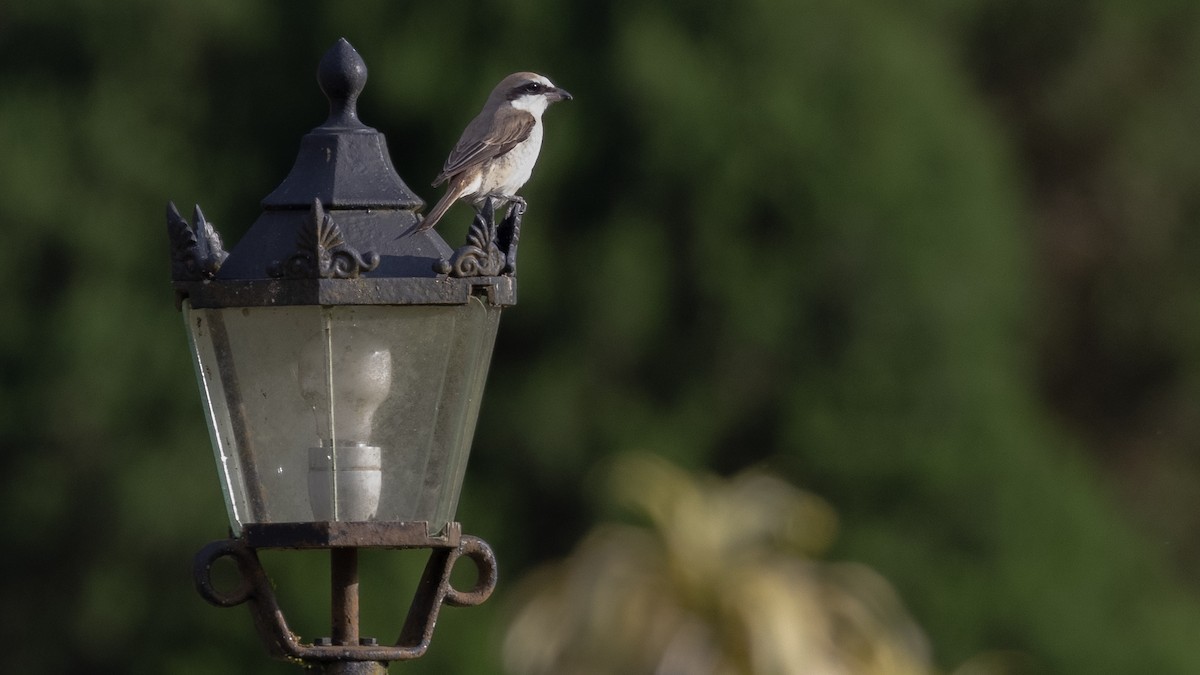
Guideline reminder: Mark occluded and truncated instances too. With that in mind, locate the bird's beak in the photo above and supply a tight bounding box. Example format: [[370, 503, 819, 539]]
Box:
[[550, 86, 573, 102]]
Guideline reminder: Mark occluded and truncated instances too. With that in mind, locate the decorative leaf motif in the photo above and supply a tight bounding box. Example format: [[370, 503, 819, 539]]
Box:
[[270, 198, 380, 279], [167, 201, 228, 281], [445, 199, 523, 278]]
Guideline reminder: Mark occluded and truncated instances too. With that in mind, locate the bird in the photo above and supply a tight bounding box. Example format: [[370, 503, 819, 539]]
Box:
[[417, 72, 572, 232]]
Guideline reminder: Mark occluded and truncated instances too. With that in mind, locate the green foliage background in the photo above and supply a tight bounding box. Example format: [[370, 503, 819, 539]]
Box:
[[2, 1, 1200, 672]]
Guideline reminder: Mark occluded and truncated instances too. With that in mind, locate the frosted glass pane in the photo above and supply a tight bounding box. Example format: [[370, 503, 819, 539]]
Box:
[[184, 299, 501, 534], [184, 301, 252, 535]]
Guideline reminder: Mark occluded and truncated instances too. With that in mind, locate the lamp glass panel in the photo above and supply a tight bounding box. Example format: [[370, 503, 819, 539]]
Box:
[[183, 298, 501, 536]]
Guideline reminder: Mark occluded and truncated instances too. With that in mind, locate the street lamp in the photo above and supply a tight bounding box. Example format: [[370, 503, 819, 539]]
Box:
[[168, 39, 522, 674]]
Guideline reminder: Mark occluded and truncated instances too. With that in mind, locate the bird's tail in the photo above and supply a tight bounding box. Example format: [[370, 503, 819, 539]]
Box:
[[417, 184, 463, 232]]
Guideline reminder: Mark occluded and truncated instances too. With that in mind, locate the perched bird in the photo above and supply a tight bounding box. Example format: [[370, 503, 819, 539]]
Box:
[[418, 72, 572, 232]]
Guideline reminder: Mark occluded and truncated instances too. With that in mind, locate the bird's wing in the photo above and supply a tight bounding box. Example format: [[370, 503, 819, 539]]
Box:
[[433, 107, 535, 186]]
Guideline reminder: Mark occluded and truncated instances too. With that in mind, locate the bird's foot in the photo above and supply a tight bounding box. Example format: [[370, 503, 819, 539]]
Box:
[[505, 197, 527, 222], [498, 201, 523, 275], [481, 195, 526, 215]]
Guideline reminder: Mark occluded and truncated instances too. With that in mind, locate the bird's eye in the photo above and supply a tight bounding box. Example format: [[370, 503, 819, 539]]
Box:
[[524, 82, 544, 94]]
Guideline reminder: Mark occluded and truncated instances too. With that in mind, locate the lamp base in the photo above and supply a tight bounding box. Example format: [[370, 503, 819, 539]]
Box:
[[319, 662, 388, 675], [192, 522, 497, 669], [308, 445, 382, 522], [240, 520, 461, 549]]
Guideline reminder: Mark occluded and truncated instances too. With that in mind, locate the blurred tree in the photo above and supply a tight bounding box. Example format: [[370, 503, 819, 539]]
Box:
[[0, 1, 1198, 674], [504, 454, 946, 675], [963, 0, 1200, 568]]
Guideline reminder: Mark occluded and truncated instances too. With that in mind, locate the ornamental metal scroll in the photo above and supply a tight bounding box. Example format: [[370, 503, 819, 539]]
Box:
[[192, 532, 498, 664], [167, 201, 229, 281], [437, 198, 525, 278], [270, 198, 381, 280]]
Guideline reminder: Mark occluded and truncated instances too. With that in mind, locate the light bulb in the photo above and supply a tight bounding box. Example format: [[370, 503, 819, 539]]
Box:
[[298, 328, 393, 446], [297, 323, 392, 521]]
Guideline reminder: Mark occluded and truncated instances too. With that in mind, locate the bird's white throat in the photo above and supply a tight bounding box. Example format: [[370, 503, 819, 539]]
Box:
[[510, 94, 550, 117]]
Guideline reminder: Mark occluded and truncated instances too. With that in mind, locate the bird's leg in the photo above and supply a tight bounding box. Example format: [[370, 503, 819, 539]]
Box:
[[483, 196, 524, 221], [500, 199, 524, 275]]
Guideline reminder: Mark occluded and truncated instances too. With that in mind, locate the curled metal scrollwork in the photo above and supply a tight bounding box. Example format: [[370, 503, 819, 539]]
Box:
[[439, 199, 524, 278], [192, 533, 497, 664], [270, 198, 381, 279], [441, 536, 499, 608], [167, 201, 229, 281]]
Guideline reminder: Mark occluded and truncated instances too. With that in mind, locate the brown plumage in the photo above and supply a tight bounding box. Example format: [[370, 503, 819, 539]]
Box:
[[418, 72, 571, 232]]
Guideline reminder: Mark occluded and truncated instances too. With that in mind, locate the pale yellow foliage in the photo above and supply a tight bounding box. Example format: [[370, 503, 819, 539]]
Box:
[[502, 454, 957, 675]]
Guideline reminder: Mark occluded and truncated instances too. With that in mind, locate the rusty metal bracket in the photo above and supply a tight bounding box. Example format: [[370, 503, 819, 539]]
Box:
[[193, 523, 497, 666]]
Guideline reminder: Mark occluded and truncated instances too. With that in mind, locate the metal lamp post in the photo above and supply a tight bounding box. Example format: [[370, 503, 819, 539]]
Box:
[[168, 39, 522, 673]]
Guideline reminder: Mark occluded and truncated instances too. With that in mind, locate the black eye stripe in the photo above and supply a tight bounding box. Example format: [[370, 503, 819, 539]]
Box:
[[507, 81, 547, 100]]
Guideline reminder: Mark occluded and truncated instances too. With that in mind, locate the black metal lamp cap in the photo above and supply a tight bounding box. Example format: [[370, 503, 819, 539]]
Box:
[[170, 38, 516, 307], [261, 39, 422, 210], [318, 38, 369, 131]]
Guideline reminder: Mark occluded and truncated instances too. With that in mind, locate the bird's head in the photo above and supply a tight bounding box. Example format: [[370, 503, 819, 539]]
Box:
[[492, 72, 572, 115]]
